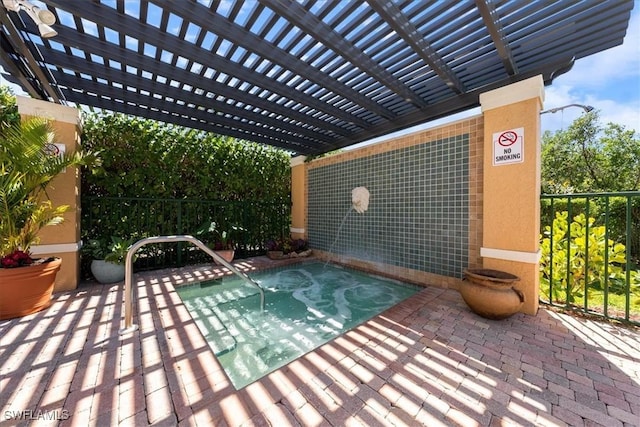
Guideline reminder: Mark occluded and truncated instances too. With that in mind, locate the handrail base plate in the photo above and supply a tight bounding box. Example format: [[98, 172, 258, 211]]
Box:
[[119, 325, 139, 336]]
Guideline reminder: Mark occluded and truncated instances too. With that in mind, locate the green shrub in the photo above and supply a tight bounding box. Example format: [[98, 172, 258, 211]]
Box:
[[0, 86, 20, 130], [540, 197, 598, 231], [603, 196, 640, 264], [541, 195, 640, 267], [540, 212, 639, 305], [79, 112, 292, 268], [81, 112, 291, 201]]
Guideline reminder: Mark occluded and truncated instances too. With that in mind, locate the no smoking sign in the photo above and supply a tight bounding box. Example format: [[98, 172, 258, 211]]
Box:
[[493, 127, 523, 166]]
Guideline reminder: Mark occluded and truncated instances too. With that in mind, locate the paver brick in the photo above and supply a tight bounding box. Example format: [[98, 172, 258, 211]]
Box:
[[293, 403, 328, 427], [597, 391, 631, 412], [569, 379, 599, 398], [607, 405, 640, 425], [558, 395, 623, 427], [1, 262, 639, 427], [259, 403, 300, 427], [145, 386, 173, 424]]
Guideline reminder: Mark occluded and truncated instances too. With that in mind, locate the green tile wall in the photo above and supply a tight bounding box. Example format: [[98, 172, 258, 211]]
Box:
[[308, 135, 469, 277]]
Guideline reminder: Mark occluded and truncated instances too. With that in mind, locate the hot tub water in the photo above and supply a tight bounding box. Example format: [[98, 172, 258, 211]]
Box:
[[176, 262, 419, 389]]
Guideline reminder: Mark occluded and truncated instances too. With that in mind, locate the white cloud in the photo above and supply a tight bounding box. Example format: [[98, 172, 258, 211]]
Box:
[[556, 7, 640, 89], [542, 83, 640, 134], [542, 87, 640, 134], [542, 5, 640, 133]]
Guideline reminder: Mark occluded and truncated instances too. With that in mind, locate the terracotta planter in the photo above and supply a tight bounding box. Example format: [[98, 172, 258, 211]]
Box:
[[266, 249, 312, 260], [288, 249, 313, 258], [461, 269, 524, 320], [0, 258, 61, 320], [267, 250, 284, 260], [213, 249, 235, 265], [91, 259, 125, 284]]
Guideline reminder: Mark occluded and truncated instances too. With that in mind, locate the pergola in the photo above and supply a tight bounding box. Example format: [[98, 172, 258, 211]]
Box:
[[1, 0, 634, 155]]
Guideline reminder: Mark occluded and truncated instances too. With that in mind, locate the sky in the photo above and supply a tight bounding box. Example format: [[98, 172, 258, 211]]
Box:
[[540, 2, 640, 135], [1, 2, 639, 144]]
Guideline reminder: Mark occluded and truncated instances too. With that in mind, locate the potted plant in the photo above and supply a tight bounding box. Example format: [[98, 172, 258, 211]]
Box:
[[265, 239, 284, 260], [83, 237, 134, 284], [265, 238, 312, 259], [289, 238, 312, 258], [0, 114, 89, 320], [195, 220, 243, 264]]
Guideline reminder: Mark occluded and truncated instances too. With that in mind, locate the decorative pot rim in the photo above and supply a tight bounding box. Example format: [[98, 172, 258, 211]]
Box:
[[213, 249, 235, 264], [91, 258, 124, 266], [0, 256, 62, 274], [463, 268, 520, 283], [0, 257, 61, 320]]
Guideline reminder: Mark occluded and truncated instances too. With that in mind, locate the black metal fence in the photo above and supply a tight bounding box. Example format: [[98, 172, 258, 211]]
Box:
[[540, 192, 640, 325], [81, 196, 290, 270]]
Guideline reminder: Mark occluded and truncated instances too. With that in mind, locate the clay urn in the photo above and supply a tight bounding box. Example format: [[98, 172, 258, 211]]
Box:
[[461, 269, 524, 320]]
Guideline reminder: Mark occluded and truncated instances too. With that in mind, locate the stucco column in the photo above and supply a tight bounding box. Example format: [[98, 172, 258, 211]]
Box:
[[17, 97, 82, 292], [479, 76, 544, 315], [290, 156, 307, 240]]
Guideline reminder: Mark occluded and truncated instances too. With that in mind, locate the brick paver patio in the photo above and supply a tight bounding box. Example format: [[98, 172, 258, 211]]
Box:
[[1, 257, 639, 426]]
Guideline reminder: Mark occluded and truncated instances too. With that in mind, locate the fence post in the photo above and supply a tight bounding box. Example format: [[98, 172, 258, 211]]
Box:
[[625, 196, 632, 320]]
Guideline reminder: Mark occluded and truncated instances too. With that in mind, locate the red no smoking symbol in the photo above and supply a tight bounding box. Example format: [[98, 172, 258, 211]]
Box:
[[43, 143, 60, 156], [498, 131, 518, 147]]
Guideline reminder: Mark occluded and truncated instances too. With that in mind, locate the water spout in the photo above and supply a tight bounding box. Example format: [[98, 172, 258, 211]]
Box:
[[352, 186, 369, 213]]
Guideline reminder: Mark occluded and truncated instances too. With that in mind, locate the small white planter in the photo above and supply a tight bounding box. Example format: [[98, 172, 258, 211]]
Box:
[[90, 259, 125, 284]]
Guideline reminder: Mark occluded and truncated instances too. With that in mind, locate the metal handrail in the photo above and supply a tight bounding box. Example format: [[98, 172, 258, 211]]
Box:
[[118, 235, 265, 335]]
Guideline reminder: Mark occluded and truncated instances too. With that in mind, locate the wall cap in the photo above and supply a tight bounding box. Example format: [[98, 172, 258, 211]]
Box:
[[16, 96, 80, 125], [479, 75, 545, 112], [480, 247, 541, 264], [290, 156, 307, 166], [30, 242, 82, 255]]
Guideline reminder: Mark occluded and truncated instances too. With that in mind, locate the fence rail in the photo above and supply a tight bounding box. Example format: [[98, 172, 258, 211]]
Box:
[[81, 196, 290, 270], [540, 192, 639, 325]]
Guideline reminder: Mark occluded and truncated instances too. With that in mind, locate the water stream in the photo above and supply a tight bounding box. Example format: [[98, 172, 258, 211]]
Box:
[[324, 187, 370, 267], [324, 206, 353, 268]]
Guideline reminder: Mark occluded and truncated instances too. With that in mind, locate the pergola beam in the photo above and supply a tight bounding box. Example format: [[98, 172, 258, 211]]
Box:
[[45, 0, 372, 131], [45, 50, 339, 147], [475, 0, 518, 75], [263, 0, 429, 109], [0, 0, 633, 155], [63, 88, 325, 155], [152, 0, 397, 121], [330, 57, 577, 150], [0, 10, 61, 101], [55, 73, 332, 153], [44, 27, 355, 141], [369, 0, 467, 94]]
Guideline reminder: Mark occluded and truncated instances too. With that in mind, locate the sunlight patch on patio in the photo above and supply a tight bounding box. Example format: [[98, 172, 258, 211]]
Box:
[[1, 258, 639, 426]]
